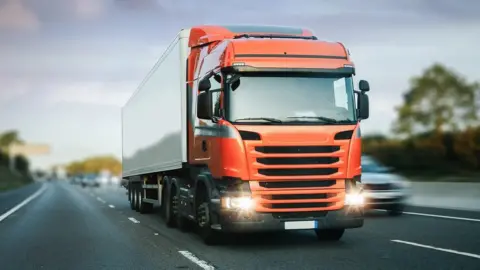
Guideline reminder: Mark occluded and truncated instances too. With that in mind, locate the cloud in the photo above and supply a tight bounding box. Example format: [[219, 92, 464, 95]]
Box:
[[0, 76, 30, 104], [43, 81, 137, 107], [0, 0, 39, 30], [73, 0, 105, 19], [2, 0, 480, 169]]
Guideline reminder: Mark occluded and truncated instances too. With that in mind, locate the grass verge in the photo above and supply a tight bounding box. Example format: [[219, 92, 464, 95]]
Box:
[[0, 166, 33, 192]]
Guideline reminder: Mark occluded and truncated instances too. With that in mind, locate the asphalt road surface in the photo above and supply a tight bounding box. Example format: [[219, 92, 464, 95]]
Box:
[[1, 181, 479, 270]]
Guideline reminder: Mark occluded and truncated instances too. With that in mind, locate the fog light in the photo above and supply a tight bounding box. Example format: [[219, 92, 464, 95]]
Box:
[[222, 196, 254, 210], [345, 193, 364, 206]]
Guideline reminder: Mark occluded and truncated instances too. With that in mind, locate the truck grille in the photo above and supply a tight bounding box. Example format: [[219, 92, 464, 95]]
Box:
[[251, 181, 342, 212], [252, 144, 344, 179], [258, 168, 338, 176], [255, 146, 340, 154], [258, 180, 336, 189], [257, 157, 339, 165], [247, 143, 347, 212]]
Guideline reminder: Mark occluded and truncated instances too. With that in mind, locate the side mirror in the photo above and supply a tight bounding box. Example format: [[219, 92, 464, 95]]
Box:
[[199, 78, 211, 92], [197, 91, 212, 119], [359, 80, 370, 92], [358, 93, 369, 120]]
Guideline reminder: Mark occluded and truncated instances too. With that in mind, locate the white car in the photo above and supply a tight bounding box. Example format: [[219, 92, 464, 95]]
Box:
[[361, 155, 411, 216]]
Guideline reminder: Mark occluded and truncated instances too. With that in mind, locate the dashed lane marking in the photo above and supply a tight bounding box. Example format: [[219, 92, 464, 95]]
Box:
[[179, 250, 215, 270], [392, 240, 480, 259], [376, 209, 480, 223], [128, 217, 140, 224]]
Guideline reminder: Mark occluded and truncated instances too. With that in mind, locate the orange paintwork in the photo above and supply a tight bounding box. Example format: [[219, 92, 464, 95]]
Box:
[[185, 25, 362, 213], [222, 39, 352, 70], [188, 25, 315, 48]]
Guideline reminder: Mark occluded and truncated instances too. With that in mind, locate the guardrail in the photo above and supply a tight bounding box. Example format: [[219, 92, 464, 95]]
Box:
[[408, 182, 480, 211]]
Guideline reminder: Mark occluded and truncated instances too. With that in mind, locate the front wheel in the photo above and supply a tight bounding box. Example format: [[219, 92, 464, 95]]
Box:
[[197, 202, 221, 245], [315, 228, 345, 241]]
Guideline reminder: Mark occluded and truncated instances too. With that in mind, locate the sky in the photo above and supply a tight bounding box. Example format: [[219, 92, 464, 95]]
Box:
[[0, 0, 479, 169]]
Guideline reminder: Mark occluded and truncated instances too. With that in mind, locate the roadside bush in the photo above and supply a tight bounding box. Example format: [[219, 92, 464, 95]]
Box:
[[0, 151, 8, 167], [363, 128, 480, 175], [14, 155, 30, 175]]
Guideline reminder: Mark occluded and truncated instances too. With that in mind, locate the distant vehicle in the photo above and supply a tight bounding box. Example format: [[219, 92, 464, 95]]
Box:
[[81, 174, 100, 188], [70, 175, 83, 185], [361, 155, 411, 216], [110, 176, 120, 186]]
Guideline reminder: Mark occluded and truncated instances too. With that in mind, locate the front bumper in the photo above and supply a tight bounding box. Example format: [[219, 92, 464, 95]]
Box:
[[363, 190, 409, 209], [209, 203, 364, 233]]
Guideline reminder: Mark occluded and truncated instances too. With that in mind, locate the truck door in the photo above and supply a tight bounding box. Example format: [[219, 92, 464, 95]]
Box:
[[193, 72, 223, 161]]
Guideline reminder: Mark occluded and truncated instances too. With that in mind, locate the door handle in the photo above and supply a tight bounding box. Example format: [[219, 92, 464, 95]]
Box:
[[201, 140, 207, 152]]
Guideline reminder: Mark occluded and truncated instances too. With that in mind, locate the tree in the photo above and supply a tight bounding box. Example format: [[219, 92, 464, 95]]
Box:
[[65, 156, 122, 176], [14, 155, 30, 174], [0, 130, 24, 152], [392, 63, 480, 137]]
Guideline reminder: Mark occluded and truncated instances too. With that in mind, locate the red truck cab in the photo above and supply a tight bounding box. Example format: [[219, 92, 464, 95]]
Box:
[[186, 25, 369, 243]]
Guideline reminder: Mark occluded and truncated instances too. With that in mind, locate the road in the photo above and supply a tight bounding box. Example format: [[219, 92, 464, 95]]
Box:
[[1, 182, 479, 270]]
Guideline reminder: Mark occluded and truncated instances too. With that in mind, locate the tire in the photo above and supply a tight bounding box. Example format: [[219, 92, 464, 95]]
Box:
[[164, 185, 178, 228], [172, 186, 192, 232], [137, 188, 153, 214], [387, 204, 405, 216], [129, 187, 135, 210], [315, 228, 345, 241], [197, 201, 222, 245], [133, 187, 140, 212]]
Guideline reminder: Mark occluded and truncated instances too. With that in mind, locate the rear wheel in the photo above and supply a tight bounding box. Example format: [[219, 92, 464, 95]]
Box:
[[170, 182, 192, 232], [133, 187, 140, 211], [129, 186, 135, 210], [164, 185, 178, 228], [315, 228, 345, 241], [137, 188, 153, 214]]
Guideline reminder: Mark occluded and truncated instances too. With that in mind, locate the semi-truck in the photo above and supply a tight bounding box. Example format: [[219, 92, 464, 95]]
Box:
[[121, 25, 370, 245]]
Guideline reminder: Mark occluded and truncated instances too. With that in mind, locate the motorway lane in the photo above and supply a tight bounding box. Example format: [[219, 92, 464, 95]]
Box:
[[88, 184, 480, 270], [0, 182, 206, 270], [1, 182, 479, 270], [0, 182, 43, 215]]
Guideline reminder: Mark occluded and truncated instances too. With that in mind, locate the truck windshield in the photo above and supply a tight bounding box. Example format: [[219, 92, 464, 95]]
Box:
[[226, 72, 356, 125]]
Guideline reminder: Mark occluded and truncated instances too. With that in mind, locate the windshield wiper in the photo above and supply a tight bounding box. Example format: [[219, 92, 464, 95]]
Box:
[[233, 117, 283, 123], [286, 116, 354, 124]]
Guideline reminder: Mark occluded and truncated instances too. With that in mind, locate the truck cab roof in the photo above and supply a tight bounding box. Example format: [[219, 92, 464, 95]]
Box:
[[188, 24, 315, 48]]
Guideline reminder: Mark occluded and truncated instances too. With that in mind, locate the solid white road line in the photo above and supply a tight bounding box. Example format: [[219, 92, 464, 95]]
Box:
[[128, 217, 140, 224], [392, 240, 480, 259], [96, 197, 106, 204], [0, 185, 48, 222], [376, 209, 480, 222], [108, 204, 115, 208], [179, 250, 215, 270]]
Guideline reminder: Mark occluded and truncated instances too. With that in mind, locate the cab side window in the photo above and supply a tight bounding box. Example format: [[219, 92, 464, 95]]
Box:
[[209, 72, 222, 117]]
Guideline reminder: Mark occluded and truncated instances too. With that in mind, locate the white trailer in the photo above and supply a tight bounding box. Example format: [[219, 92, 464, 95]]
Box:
[[122, 30, 190, 177], [121, 29, 190, 212]]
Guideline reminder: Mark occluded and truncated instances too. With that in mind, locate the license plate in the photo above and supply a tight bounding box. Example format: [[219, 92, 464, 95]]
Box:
[[284, 221, 317, 230]]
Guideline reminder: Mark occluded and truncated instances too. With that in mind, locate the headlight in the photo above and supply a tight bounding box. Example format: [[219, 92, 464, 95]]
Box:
[[345, 193, 365, 206], [222, 196, 254, 210]]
